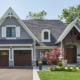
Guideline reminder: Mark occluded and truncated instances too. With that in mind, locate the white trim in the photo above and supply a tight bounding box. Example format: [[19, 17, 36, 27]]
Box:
[[6, 25, 16, 27], [0, 7, 39, 42], [41, 29, 50, 42], [36, 46, 58, 49], [6, 37, 16, 40], [12, 48, 33, 66], [0, 44, 32, 46], [56, 17, 80, 43]]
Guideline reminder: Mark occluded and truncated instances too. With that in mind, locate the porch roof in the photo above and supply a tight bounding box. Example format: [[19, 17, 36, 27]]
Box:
[[0, 39, 33, 44]]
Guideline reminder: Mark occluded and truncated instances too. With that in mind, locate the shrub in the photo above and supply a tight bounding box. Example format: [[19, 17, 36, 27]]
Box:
[[40, 48, 64, 66], [57, 61, 62, 66], [67, 66, 71, 70], [49, 67, 53, 71], [72, 66, 77, 71], [60, 66, 65, 71], [79, 66, 80, 69]]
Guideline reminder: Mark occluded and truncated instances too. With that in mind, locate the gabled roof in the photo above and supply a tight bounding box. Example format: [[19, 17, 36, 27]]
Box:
[[0, 7, 39, 42], [22, 20, 67, 46], [56, 17, 80, 43]]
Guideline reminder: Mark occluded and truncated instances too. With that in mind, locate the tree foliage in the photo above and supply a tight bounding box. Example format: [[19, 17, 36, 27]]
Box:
[[59, 4, 80, 23], [26, 10, 47, 20]]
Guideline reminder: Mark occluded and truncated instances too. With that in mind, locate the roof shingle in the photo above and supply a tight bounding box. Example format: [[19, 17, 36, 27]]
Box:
[[22, 20, 67, 46]]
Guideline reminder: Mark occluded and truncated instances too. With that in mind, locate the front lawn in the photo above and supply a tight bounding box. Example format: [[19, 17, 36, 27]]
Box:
[[38, 71, 80, 80]]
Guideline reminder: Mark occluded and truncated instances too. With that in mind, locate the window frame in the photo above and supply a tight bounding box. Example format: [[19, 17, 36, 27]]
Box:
[[6, 25, 16, 39], [41, 29, 50, 42], [6, 27, 16, 37]]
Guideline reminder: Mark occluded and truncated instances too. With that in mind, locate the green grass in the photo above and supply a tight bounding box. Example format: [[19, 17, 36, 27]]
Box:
[[38, 71, 80, 80]]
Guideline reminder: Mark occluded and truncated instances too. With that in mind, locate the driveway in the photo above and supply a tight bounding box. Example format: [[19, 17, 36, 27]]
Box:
[[0, 67, 33, 80]]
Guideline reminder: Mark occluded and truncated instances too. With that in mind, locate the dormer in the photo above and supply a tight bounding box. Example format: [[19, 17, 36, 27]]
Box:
[[41, 29, 50, 42]]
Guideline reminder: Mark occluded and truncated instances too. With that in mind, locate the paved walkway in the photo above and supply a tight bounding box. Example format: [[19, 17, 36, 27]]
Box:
[[33, 65, 48, 80]]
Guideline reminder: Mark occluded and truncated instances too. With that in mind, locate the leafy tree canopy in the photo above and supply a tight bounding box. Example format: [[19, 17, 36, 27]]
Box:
[[59, 4, 80, 23], [26, 10, 47, 20]]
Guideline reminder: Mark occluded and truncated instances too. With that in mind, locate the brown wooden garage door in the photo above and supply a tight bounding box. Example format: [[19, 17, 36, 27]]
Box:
[[14, 50, 32, 66], [0, 50, 9, 66]]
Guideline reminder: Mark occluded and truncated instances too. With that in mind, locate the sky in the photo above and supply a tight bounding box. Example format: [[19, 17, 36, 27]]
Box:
[[0, 0, 80, 20]]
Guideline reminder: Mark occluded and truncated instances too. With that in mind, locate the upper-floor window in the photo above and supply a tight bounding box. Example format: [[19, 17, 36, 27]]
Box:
[[44, 32, 48, 39], [2, 25, 20, 39], [6, 27, 16, 37], [41, 29, 50, 42]]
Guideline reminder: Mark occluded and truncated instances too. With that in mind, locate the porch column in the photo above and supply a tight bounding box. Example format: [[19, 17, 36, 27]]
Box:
[[9, 46, 14, 67], [59, 41, 64, 60], [32, 40, 36, 66]]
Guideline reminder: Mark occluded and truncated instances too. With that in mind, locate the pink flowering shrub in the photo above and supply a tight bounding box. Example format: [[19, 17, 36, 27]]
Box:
[[41, 48, 64, 66]]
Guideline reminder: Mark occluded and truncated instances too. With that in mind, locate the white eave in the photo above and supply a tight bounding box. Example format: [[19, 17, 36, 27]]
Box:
[[0, 7, 39, 42], [56, 17, 80, 44]]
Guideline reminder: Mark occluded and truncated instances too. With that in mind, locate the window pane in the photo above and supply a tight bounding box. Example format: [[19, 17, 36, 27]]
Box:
[[6, 27, 11, 37], [44, 32, 48, 39], [12, 27, 16, 37], [6, 27, 16, 37]]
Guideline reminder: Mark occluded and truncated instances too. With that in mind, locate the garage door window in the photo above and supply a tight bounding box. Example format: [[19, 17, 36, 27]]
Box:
[[0, 51, 8, 55]]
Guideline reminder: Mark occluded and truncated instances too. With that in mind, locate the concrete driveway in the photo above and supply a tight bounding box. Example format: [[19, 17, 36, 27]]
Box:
[[0, 67, 33, 80]]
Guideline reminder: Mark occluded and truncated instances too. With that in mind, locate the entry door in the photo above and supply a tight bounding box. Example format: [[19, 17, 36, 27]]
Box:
[[66, 45, 77, 63]]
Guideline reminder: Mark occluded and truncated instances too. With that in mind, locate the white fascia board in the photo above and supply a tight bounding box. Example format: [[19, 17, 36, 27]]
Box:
[[56, 24, 74, 43], [0, 7, 39, 42], [56, 18, 80, 44], [0, 44, 32, 46], [74, 24, 80, 33], [16, 18, 39, 42]]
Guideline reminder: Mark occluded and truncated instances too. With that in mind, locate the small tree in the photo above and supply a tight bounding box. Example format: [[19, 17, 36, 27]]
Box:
[[41, 48, 64, 66]]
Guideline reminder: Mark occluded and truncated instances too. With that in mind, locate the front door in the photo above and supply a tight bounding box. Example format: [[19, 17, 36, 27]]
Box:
[[66, 45, 77, 63]]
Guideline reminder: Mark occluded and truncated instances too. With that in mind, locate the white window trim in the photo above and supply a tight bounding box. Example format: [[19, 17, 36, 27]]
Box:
[[41, 29, 50, 42], [5, 25, 21, 39], [6, 25, 16, 39], [12, 48, 33, 66]]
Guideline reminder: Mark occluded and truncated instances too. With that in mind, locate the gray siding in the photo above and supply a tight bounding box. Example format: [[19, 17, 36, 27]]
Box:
[[0, 17, 32, 39]]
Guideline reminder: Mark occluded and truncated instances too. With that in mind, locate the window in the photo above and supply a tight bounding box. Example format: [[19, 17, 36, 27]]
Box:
[[2, 25, 20, 38], [42, 29, 50, 42], [6, 27, 16, 37], [44, 32, 48, 39]]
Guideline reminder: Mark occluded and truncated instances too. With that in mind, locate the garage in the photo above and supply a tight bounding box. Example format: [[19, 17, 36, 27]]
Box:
[[14, 50, 32, 66], [0, 50, 9, 66]]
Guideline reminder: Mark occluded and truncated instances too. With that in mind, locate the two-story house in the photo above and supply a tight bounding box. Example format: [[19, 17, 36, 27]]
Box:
[[0, 7, 80, 67]]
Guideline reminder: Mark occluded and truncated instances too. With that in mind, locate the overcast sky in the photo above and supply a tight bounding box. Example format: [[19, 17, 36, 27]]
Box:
[[0, 0, 80, 20]]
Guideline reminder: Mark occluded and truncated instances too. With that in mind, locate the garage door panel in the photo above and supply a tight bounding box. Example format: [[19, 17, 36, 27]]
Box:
[[14, 50, 32, 66], [0, 50, 9, 66]]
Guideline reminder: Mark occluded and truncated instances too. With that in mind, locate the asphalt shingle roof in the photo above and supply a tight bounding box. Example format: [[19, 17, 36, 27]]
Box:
[[22, 20, 68, 46]]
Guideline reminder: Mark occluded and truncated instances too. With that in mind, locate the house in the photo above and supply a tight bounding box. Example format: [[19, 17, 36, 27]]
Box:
[[0, 7, 80, 67]]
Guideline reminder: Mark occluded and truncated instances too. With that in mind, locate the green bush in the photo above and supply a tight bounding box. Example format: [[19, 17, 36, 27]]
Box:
[[67, 66, 72, 71], [49, 67, 53, 71], [60, 66, 65, 71], [79, 66, 80, 69], [57, 61, 62, 66], [72, 66, 77, 71]]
